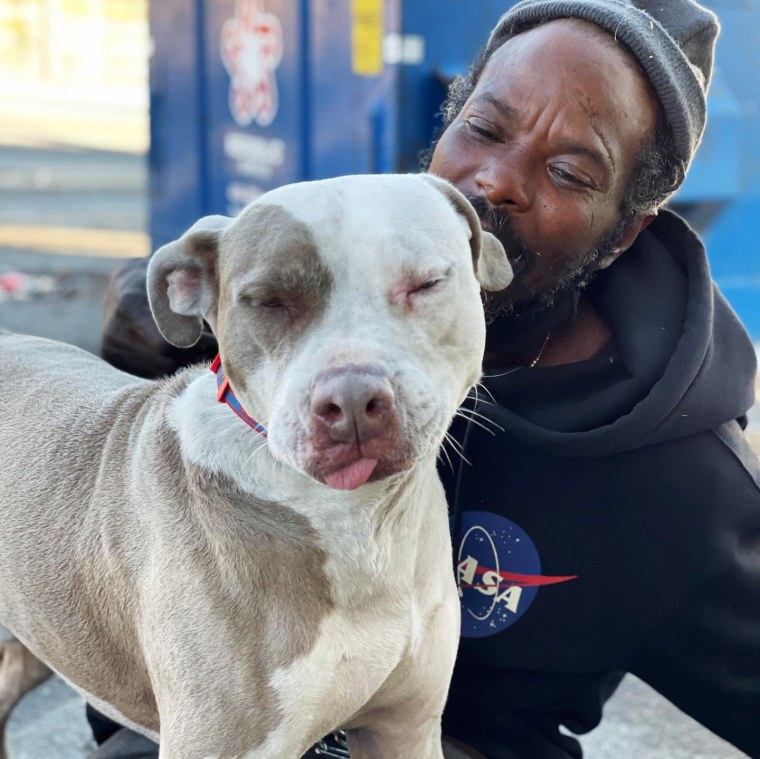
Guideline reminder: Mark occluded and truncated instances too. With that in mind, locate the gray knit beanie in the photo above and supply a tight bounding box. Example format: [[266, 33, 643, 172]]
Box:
[[486, 0, 719, 176]]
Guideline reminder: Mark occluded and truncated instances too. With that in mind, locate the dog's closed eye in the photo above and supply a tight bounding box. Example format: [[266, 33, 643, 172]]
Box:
[[259, 297, 290, 312], [408, 265, 454, 299], [412, 278, 443, 293]]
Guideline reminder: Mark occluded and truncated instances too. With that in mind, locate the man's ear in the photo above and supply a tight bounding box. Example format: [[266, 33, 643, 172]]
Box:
[[146, 215, 231, 347], [419, 173, 514, 292], [597, 213, 657, 271]]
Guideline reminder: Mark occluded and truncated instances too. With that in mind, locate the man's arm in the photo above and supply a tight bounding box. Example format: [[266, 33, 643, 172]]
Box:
[[629, 554, 760, 757]]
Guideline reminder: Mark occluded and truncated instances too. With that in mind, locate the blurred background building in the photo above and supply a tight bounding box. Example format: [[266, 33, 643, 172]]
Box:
[[0, 0, 149, 355], [0, 1, 756, 757], [0, 0, 148, 149], [0, 0, 145, 80], [146, 0, 760, 337], [2, 0, 758, 340]]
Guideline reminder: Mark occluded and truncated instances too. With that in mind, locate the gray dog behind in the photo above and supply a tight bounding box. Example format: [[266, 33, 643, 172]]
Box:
[[0, 174, 511, 758]]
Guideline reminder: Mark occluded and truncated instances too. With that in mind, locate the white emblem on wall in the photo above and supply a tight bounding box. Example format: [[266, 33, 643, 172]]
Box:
[[221, 0, 283, 127]]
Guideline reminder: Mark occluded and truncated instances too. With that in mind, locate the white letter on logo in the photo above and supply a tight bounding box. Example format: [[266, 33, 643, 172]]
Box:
[[496, 585, 523, 612]]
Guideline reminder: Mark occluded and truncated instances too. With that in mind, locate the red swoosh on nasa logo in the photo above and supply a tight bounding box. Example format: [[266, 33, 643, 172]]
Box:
[[461, 564, 577, 588]]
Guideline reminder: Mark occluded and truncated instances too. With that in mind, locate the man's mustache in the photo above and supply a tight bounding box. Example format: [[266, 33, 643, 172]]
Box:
[[466, 194, 539, 278]]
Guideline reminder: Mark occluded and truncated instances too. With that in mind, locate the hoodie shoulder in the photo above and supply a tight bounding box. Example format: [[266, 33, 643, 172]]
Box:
[[482, 210, 757, 457]]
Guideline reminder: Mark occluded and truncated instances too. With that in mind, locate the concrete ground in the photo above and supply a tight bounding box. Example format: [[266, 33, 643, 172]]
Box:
[[1, 624, 95, 758], [0, 75, 757, 759]]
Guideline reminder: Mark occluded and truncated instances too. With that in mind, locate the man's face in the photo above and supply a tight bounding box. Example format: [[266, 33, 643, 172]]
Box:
[[429, 19, 659, 318]]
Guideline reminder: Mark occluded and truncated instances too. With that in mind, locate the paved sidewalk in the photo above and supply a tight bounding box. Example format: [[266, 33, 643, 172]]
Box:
[[6, 678, 94, 759], [4, 672, 750, 759]]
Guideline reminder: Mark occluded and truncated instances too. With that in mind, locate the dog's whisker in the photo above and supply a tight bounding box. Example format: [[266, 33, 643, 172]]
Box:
[[443, 431, 471, 466], [444, 430, 466, 457], [473, 381, 497, 406], [457, 406, 503, 430], [456, 405, 504, 429], [444, 430, 469, 459], [457, 409, 504, 435], [459, 417, 498, 436], [437, 441, 455, 471], [243, 439, 271, 469], [455, 409, 503, 436], [481, 367, 522, 379], [463, 392, 495, 411], [464, 385, 481, 407]]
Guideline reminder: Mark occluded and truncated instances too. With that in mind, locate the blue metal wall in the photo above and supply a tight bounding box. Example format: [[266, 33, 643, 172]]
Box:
[[148, 0, 760, 338], [680, 0, 760, 338]]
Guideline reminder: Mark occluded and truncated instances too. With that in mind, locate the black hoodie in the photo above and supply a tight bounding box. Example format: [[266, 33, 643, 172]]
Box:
[[441, 210, 760, 758]]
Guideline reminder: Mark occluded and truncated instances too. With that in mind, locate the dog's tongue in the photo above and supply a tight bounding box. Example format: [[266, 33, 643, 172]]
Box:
[[324, 458, 378, 491]]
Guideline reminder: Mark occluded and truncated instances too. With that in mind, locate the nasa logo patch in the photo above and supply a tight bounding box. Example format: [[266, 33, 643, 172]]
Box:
[[456, 511, 576, 638]]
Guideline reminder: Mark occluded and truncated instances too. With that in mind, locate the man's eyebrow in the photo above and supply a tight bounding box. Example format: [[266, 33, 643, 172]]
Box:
[[554, 139, 615, 175], [474, 92, 518, 122], [473, 91, 616, 176]]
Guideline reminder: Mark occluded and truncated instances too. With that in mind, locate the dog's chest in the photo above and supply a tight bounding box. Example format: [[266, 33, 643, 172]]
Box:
[[267, 593, 422, 741]]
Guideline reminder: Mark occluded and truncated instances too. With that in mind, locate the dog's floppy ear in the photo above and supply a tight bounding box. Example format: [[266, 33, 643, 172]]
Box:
[[147, 215, 231, 348], [419, 174, 513, 292]]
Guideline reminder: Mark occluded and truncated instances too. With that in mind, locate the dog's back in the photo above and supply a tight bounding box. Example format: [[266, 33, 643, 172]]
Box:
[[0, 333, 182, 732]]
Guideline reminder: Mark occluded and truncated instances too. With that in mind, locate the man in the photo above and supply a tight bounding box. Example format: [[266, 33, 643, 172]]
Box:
[[3, 1, 759, 758], [425, 2, 760, 758]]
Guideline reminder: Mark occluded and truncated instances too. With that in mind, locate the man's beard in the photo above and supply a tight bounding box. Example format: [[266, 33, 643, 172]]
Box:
[[467, 195, 625, 328]]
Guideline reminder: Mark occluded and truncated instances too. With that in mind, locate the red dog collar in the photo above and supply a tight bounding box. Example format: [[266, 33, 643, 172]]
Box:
[[210, 355, 268, 437]]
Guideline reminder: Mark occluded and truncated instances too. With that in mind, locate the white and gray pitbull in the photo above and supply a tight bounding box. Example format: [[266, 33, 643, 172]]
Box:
[[0, 174, 511, 758]]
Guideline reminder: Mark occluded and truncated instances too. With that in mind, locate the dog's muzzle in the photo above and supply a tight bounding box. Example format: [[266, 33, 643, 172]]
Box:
[[307, 364, 411, 490]]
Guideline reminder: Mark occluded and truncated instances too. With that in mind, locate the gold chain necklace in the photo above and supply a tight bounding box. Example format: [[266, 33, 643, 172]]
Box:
[[529, 330, 551, 368]]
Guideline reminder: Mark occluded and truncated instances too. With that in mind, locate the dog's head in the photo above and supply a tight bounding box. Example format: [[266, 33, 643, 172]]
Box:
[[148, 175, 512, 490]]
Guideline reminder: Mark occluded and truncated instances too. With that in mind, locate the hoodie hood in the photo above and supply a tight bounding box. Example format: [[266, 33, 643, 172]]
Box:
[[482, 209, 757, 457]]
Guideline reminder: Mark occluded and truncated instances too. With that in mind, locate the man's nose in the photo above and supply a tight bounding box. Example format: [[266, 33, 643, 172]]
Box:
[[475, 153, 532, 211]]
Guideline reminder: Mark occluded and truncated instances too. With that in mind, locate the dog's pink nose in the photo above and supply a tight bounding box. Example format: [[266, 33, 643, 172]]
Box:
[[311, 366, 396, 444]]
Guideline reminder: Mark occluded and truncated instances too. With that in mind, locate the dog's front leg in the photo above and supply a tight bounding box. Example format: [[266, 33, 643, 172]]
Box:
[[344, 591, 460, 759], [347, 590, 459, 759], [345, 716, 445, 759]]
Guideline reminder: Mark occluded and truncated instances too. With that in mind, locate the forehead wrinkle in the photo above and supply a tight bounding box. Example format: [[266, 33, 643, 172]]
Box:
[[473, 91, 518, 123], [483, 21, 659, 180], [477, 83, 613, 174], [589, 102, 617, 174], [587, 121, 616, 174]]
